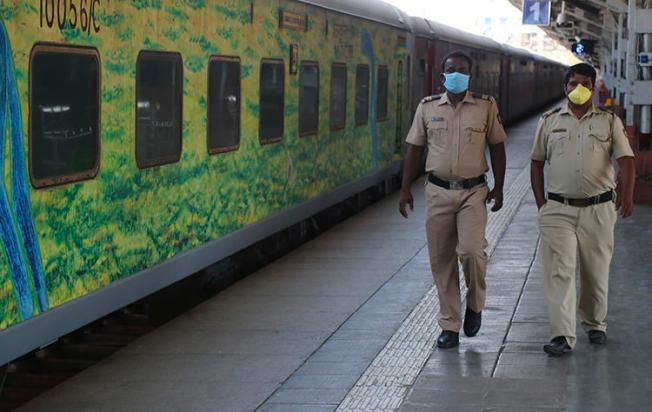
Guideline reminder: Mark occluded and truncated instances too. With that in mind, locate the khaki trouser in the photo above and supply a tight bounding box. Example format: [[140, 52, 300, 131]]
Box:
[[425, 182, 489, 332], [538, 200, 617, 348]]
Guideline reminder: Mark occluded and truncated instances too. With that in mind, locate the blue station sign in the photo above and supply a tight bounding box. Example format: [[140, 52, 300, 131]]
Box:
[[522, 0, 551, 26]]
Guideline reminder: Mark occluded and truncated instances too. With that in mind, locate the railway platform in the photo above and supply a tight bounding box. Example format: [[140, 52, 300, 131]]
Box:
[[17, 105, 652, 411]]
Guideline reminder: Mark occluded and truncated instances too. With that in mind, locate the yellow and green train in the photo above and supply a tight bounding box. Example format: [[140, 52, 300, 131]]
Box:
[[0, 0, 564, 363]]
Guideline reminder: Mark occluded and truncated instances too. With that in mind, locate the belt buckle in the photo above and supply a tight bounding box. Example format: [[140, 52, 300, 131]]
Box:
[[449, 180, 463, 190], [563, 197, 570, 205]]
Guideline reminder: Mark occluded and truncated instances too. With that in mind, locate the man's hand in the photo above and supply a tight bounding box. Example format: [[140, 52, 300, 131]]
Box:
[[616, 156, 635, 219], [616, 194, 633, 218], [531, 160, 547, 211], [486, 187, 503, 212], [399, 189, 414, 218]]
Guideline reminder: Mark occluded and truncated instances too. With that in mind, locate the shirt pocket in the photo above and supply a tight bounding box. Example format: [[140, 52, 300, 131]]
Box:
[[464, 122, 487, 144], [589, 132, 612, 154], [427, 120, 448, 149], [547, 129, 569, 158]]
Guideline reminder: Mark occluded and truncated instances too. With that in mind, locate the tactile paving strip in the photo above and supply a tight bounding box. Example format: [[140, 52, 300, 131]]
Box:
[[337, 166, 532, 411]]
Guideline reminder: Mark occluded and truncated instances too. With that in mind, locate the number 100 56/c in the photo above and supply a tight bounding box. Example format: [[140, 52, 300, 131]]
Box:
[[40, 0, 101, 34]]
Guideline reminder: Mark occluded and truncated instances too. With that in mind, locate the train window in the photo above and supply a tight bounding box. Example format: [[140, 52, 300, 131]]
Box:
[[330, 63, 347, 130], [30, 44, 100, 188], [208, 56, 241, 154], [355, 65, 370, 126], [377, 66, 388, 121], [259, 59, 285, 144], [299, 62, 319, 136], [136, 51, 183, 169]]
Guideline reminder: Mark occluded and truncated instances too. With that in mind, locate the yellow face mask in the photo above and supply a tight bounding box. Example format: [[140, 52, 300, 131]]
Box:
[[568, 84, 593, 105]]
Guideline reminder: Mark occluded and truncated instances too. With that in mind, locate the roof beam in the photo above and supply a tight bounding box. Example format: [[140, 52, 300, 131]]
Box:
[[564, 9, 612, 33]]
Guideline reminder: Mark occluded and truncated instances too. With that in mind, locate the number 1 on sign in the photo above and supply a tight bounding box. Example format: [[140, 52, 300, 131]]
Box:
[[529, 0, 540, 22]]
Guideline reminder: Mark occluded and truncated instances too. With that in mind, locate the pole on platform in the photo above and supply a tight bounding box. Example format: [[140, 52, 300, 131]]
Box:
[[610, 16, 616, 84], [625, 0, 638, 127], [641, 1, 652, 135], [616, 12, 624, 103]]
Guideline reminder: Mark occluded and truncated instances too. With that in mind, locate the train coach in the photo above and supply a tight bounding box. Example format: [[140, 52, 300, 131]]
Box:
[[0, 0, 565, 364], [409, 17, 565, 124]]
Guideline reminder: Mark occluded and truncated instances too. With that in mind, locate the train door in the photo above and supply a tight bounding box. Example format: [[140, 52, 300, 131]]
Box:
[[500, 55, 510, 123], [395, 60, 403, 153], [426, 40, 436, 96], [413, 36, 429, 110], [432, 40, 446, 96]]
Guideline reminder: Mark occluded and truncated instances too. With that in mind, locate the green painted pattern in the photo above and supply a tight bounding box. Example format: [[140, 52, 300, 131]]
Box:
[[0, 0, 410, 330]]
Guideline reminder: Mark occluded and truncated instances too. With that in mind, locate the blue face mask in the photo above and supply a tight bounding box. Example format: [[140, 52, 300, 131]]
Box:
[[443, 72, 470, 94]]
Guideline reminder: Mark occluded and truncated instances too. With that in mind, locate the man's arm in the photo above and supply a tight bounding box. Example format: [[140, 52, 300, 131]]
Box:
[[611, 115, 636, 219], [616, 156, 635, 218], [531, 160, 546, 210], [529, 116, 548, 210], [399, 144, 425, 218], [487, 142, 506, 212]]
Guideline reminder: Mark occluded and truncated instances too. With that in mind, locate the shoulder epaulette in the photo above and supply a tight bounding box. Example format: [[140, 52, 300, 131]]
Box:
[[542, 107, 561, 118], [598, 106, 614, 114], [471, 92, 492, 101], [420, 94, 442, 104]]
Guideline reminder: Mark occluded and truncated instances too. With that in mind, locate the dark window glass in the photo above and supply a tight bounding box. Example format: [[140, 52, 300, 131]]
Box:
[[259, 60, 285, 143], [330, 63, 347, 130], [208, 56, 241, 154], [377, 66, 389, 120], [355, 65, 370, 125], [30, 45, 100, 188], [136, 51, 183, 169], [299, 62, 319, 136]]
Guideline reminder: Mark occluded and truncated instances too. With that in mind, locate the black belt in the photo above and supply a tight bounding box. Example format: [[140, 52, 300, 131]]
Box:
[[548, 191, 614, 207], [428, 174, 486, 190]]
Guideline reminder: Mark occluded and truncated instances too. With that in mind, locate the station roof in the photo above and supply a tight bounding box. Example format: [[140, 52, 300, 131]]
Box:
[[508, 0, 645, 66], [298, 0, 412, 31]]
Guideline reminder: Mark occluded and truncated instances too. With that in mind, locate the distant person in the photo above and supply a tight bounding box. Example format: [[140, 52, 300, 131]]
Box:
[[530, 62, 635, 356], [399, 51, 507, 349]]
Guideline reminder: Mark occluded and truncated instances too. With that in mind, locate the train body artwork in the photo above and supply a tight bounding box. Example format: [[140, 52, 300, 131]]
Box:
[[0, 0, 565, 364]]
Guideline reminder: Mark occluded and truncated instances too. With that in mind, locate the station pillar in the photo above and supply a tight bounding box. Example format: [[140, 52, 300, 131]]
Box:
[[624, 0, 652, 204]]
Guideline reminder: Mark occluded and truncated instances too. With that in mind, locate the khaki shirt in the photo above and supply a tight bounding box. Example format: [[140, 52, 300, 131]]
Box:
[[405, 91, 506, 180], [530, 103, 634, 198]]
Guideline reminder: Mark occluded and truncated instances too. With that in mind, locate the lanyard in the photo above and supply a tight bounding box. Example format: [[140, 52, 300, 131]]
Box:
[[0, 22, 48, 320]]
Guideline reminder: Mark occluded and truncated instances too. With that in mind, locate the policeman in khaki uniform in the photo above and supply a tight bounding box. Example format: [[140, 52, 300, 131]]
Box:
[[530, 63, 635, 356], [400, 51, 507, 349]]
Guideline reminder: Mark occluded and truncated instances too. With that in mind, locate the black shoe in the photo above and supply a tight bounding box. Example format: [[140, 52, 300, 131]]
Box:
[[588, 330, 607, 344], [437, 330, 459, 349], [463, 307, 482, 337], [543, 336, 572, 357]]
